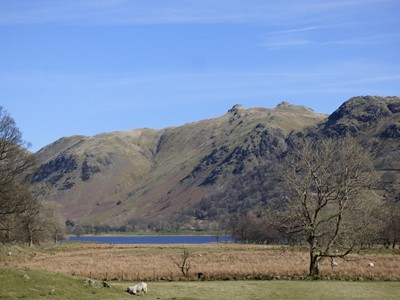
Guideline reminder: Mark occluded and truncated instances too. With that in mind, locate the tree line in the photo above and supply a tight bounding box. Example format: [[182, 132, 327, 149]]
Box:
[[0, 106, 64, 246]]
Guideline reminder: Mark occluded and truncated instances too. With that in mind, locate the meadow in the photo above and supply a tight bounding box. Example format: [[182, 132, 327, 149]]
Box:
[[1, 243, 399, 281], [1, 267, 400, 300]]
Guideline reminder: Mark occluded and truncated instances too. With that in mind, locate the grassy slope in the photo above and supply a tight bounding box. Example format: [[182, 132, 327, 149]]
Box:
[[35, 103, 326, 224], [0, 267, 131, 300], [103, 105, 325, 223], [1, 267, 399, 300]]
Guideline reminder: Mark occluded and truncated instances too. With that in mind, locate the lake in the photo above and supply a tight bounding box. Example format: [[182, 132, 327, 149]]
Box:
[[67, 235, 234, 244]]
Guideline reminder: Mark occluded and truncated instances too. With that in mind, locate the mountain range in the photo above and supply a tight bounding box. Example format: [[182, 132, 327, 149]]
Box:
[[32, 96, 400, 227]]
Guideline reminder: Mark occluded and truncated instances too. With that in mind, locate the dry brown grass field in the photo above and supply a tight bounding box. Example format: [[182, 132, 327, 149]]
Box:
[[1, 243, 399, 282]]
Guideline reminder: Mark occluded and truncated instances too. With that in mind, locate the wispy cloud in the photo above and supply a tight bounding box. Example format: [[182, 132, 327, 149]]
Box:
[[4, 65, 398, 97], [0, 1, 275, 25], [261, 33, 396, 50], [264, 26, 330, 35], [319, 75, 400, 88], [260, 25, 399, 50], [0, 0, 393, 26], [260, 39, 313, 50], [322, 34, 398, 46]]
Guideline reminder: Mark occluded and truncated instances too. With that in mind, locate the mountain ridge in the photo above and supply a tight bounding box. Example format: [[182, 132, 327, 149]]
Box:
[[33, 102, 325, 225], [33, 97, 400, 228]]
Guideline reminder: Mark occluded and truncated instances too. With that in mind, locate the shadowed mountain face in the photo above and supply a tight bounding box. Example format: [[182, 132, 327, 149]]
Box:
[[33, 102, 325, 225], [33, 96, 400, 226]]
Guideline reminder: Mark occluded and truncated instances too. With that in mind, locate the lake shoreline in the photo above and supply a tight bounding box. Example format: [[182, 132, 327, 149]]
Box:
[[67, 230, 227, 237], [67, 234, 234, 245]]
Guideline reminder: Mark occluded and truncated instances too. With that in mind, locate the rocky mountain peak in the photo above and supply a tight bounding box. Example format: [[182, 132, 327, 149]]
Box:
[[274, 101, 315, 114], [276, 101, 290, 107], [322, 96, 400, 137], [228, 104, 245, 114]]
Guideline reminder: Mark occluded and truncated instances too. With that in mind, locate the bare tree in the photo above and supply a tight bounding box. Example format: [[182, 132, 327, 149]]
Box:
[[0, 106, 35, 216], [25, 201, 64, 246], [49, 214, 66, 244], [380, 172, 400, 249], [278, 137, 381, 276], [20, 193, 42, 247], [0, 214, 16, 243], [0, 106, 65, 245], [381, 200, 400, 249], [173, 248, 191, 278]]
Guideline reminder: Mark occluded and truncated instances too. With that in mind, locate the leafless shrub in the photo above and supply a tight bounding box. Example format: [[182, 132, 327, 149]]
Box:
[[173, 248, 191, 278]]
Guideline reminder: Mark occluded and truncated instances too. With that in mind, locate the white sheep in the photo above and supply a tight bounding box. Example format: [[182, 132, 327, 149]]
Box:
[[367, 262, 374, 267], [126, 282, 147, 295]]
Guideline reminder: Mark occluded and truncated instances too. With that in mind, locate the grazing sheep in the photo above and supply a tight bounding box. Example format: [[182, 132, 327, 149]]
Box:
[[126, 282, 147, 295], [367, 262, 374, 267], [8, 252, 12, 256]]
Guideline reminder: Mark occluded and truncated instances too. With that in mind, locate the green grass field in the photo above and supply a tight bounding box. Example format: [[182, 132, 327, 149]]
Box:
[[1, 267, 399, 300]]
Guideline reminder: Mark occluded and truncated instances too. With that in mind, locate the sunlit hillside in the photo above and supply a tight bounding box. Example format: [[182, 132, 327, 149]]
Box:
[[33, 102, 326, 225]]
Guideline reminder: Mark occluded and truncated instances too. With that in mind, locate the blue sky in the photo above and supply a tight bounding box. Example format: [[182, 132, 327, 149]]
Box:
[[1, 0, 399, 152]]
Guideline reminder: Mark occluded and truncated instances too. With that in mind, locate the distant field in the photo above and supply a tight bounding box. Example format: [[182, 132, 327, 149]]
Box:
[[1, 267, 400, 300], [1, 243, 399, 282]]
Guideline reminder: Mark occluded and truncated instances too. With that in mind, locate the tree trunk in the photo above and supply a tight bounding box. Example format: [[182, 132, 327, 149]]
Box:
[[5, 228, 11, 243], [27, 224, 34, 247], [308, 236, 320, 276], [309, 252, 320, 276]]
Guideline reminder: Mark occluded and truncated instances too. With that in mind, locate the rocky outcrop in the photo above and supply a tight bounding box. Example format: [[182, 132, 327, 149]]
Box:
[[322, 96, 400, 137], [32, 154, 78, 184], [381, 123, 400, 139]]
